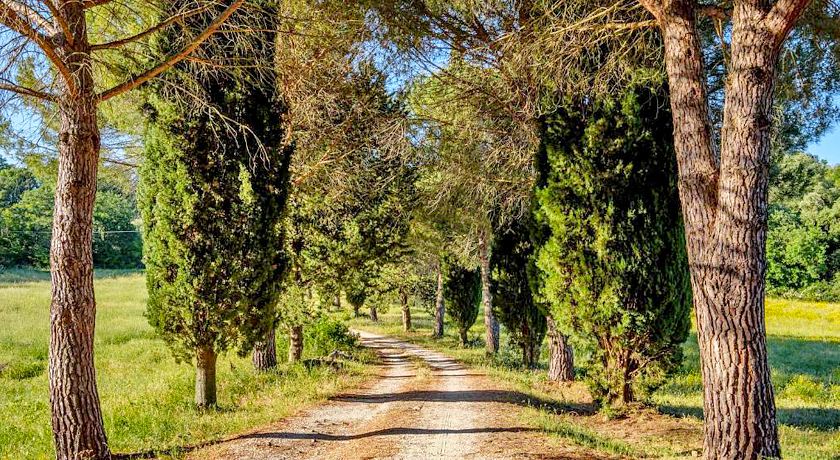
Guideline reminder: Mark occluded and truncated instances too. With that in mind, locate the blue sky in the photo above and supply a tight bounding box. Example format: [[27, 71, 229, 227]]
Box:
[[809, 128, 840, 165]]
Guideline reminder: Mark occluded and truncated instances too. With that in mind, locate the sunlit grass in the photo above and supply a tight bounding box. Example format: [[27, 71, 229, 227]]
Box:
[[0, 271, 371, 460]]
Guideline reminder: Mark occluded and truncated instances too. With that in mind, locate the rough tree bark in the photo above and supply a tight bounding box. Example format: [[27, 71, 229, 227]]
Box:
[[252, 328, 277, 371], [400, 286, 411, 331], [477, 230, 499, 355], [546, 316, 574, 382], [370, 305, 378, 322], [195, 347, 217, 408], [335, 293, 341, 311], [636, 0, 811, 458], [0, 0, 243, 456], [288, 325, 303, 362], [48, 6, 110, 458], [352, 303, 361, 317], [434, 265, 445, 338]]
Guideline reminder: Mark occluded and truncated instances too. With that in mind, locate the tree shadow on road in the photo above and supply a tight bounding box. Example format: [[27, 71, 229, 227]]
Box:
[[331, 389, 596, 416]]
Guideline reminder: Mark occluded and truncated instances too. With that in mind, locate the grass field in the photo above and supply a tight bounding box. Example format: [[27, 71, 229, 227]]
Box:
[[350, 299, 840, 460], [0, 271, 371, 460]]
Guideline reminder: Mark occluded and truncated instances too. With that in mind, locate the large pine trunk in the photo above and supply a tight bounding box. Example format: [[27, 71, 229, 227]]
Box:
[[195, 348, 217, 408], [546, 316, 574, 382], [289, 325, 303, 362], [478, 231, 499, 355], [49, 12, 110, 458], [434, 266, 445, 338], [253, 328, 277, 371], [400, 286, 411, 331], [648, 1, 799, 457]]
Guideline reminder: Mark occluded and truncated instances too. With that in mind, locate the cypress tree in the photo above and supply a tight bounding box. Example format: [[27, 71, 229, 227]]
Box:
[[490, 218, 547, 368], [139, 3, 290, 407], [534, 84, 691, 408], [443, 263, 481, 346]]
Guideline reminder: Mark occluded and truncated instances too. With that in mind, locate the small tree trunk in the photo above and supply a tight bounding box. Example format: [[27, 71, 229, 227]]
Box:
[[335, 294, 341, 311], [353, 303, 361, 317], [252, 328, 277, 371], [478, 230, 499, 355], [400, 286, 411, 331], [370, 305, 378, 322], [434, 265, 445, 338], [195, 347, 217, 408], [49, 17, 110, 459], [521, 325, 540, 368], [547, 316, 574, 381], [289, 325, 303, 362], [459, 329, 468, 347]]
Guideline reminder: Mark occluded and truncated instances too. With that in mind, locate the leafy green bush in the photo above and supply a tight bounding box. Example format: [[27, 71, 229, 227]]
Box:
[[305, 317, 360, 356]]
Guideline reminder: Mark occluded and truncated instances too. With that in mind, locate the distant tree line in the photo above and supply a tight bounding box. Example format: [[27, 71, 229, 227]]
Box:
[[766, 152, 840, 301], [0, 158, 142, 270]]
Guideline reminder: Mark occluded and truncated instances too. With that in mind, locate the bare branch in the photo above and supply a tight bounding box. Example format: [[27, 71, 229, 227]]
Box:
[[636, 0, 663, 20], [0, 0, 55, 34], [90, 5, 211, 50], [83, 0, 113, 8], [763, 0, 812, 46], [698, 4, 731, 20], [96, 0, 245, 101], [0, 81, 57, 100], [40, 0, 74, 46], [0, 0, 75, 90]]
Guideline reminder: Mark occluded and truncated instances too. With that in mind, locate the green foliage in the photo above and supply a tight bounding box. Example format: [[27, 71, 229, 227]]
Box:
[[490, 216, 546, 367], [766, 207, 827, 290], [279, 61, 416, 321], [0, 166, 36, 208], [534, 85, 691, 408], [0, 166, 141, 269], [305, 317, 361, 356], [140, 4, 290, 361], [345, 282, 368, 314], [765, 152, 840, 300], [443, 262, 480, 346]]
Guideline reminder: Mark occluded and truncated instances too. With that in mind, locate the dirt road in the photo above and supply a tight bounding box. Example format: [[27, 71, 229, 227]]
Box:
[[194, 331, 590, 460]]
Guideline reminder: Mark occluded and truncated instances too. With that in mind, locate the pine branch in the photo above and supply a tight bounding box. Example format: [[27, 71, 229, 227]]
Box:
[[96, 0, 244, 101], [0, 81, 57, 101], [0, 0, 74, 91], [90, 5, 211, 50]]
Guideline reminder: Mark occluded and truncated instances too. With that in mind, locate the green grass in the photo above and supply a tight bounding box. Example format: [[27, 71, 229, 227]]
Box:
[[0, 270, 371, 460], [351, 300, 840, 460]]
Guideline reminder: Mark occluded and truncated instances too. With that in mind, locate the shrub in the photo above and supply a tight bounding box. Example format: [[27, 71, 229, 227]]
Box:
[[534, 84, 691, 408], [444, 264, 481, 346], [306, 318, 360, 356]]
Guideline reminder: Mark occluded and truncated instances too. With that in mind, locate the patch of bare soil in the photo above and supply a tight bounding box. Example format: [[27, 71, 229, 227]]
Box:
[[187, 331, 621, 460]]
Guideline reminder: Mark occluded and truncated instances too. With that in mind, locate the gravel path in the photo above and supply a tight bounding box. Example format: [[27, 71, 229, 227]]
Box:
[[193, 330, 586, 460]]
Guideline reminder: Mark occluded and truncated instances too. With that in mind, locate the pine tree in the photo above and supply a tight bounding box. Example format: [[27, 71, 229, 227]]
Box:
[[443, 263, 481, 346], [139, 7, 290, 406], [490, 218, 547, 368], [534, 84, 691, 408]]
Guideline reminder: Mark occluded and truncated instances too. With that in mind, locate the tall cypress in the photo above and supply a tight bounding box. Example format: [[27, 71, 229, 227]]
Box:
[[139, 1, 291, 407], [534, 83, 691, 408], [444, 262, 481, 346], [490, 217, 547, 368]]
